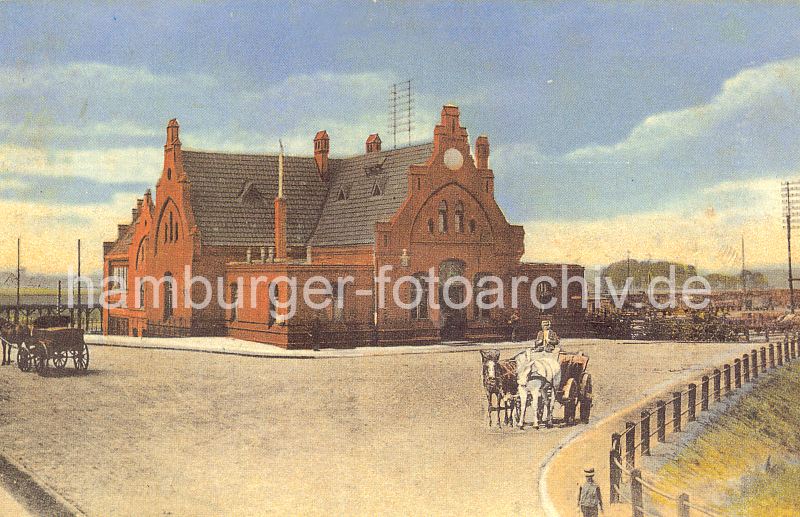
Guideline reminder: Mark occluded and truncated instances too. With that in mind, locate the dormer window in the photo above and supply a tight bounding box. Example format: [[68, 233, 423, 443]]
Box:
[[336, 187, 347, 201], [371, 181, 383, 197]]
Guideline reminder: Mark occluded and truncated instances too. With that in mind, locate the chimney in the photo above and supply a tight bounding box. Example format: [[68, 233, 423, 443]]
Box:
[[366, 133, 382, 153], [165, 118, 181, 149], [314, 130, 330, 180], [274, 143, 288, 260], [475, 135, 490, 169], [117, 224, 129, 240]]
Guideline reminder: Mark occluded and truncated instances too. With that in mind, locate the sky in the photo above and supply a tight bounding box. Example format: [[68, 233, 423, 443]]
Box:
[[1, 2, 800, 275]]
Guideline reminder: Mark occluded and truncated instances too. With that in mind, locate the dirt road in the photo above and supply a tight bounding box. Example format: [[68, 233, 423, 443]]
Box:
[[0, 340, 750, 516]]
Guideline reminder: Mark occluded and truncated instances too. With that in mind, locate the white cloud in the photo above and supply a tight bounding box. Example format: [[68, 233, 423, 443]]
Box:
[[0, 144, 163, 184]]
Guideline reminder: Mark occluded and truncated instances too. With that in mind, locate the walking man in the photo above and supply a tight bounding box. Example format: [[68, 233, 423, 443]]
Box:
[[578, 466, 603, 516]]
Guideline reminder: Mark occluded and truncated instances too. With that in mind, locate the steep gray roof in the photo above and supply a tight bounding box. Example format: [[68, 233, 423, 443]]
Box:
[[180, 143, 433, 248], [182, 151, 327, 247], [309, 143, 433, 246]]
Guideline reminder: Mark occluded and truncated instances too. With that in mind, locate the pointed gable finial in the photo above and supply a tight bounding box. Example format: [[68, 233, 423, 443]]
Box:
[[278, 139, 285, 199]]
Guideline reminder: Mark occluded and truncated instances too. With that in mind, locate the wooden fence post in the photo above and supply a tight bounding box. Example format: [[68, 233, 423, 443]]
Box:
[[723, 364, 731, 396], [640, 410, 650, 456], [785, 341, 790, 363], [769, 344, 775, 369], [734, 359, 741, 389], [792, 337, 797, 359], [657, 400, 666, 442], [610, 433, 621, 504], [631, 469, 644, 517], [672, 391, 682, 432], [753, 349, 759, 378], [761, 347, 767, 373], [743, 354, 750, 383], [700, 376, 709, 411], [678, 493, 690, 517], [687, 383, 697, 422], [625, 421, 636, 469], [713, 369, 721, 402]]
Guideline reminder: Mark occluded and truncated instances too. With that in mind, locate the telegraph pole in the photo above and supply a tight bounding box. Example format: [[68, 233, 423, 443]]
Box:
[[783, 181, 799, 313], [15, 238, 20, 324], [77, 239, 82, 329]]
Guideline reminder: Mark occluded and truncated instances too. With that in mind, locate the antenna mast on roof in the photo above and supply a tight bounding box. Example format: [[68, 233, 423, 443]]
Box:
[[389, 79, 413, 149]]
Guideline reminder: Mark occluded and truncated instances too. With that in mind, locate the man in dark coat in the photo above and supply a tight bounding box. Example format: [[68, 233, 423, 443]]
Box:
[[534, 319, 560, 352]]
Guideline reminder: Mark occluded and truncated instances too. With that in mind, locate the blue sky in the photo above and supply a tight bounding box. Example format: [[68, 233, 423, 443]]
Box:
[[1, 2, 800, 273]]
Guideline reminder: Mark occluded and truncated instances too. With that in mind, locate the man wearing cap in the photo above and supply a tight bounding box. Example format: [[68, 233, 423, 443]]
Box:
[[534, 320, 560, 352], [578, 466, 603, 516]]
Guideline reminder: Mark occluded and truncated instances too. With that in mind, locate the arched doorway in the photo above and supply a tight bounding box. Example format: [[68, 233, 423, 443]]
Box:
[[439, 259, 466, 340]]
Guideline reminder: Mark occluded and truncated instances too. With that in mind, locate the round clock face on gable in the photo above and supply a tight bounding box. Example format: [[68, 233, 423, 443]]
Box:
[[443, 148, 464, 171]]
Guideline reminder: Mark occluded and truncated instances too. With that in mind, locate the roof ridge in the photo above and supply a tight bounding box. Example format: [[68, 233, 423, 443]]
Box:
[[182, 148, 315, 159], [182, 141, 433, 161]]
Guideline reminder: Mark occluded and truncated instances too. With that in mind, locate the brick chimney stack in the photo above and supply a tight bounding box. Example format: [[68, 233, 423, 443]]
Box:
[[314, 130, 330, 180], [475, 135, 490, 169], [366, 133, 381, 153]]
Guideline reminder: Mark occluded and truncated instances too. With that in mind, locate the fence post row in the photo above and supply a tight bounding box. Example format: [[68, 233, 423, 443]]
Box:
[[631, 469, 644, 517], [610, 433, 622, 504], [713, 369, 721, 402], [723, 364, 731, 396], [687, 383, 697, 422], [657, 400, 666, 442], [672, 391, 682, 433], [625, 421, 636, 469], [761, 347, 767, 373], [743, 354, 750, 383], [734, 359, 741, 389], [700, 376, 709, 411], [640, 410, 651, 456]]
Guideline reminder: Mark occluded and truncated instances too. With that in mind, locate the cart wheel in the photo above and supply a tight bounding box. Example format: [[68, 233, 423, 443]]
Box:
[[73, 342, 89, 372], [562, 378, 577, 423], [579, 373, 593, 423], [34, 344, 48, 376], [52, 352, 67, 370], [17, 345, 30, 372]]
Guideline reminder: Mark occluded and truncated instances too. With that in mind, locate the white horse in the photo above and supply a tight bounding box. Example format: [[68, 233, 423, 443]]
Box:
[[513, 348, 562, 429]]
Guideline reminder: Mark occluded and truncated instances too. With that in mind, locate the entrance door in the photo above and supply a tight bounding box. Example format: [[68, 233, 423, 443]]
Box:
[[439, 259, 467, 340]]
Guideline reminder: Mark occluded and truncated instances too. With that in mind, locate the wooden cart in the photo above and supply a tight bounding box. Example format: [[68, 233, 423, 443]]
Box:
[[18, 327, 89, 376], [557, 351, 592, 424]]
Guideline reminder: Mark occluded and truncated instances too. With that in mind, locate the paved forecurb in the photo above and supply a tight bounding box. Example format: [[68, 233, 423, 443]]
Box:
[[0, 340, 749, 516]]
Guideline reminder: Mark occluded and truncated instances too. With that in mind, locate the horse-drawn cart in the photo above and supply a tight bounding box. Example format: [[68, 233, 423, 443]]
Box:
[[480, 347, 592, 428], [18, 327, 89, 376]]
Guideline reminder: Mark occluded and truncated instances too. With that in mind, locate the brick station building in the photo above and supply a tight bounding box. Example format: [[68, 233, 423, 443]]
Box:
[[103, 105, 585, 348]]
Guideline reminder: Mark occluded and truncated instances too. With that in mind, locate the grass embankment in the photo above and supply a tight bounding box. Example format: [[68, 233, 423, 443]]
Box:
[[655, 364, 800, 516]]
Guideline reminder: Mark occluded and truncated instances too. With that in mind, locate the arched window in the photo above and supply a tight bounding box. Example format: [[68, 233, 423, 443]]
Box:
[[138, 280, 145, 309], [455, 201, 465, 233], [167, 168, 172, 180], [163, 272, 174, 321], [267, 281, 277, 327], [229, 282, 239, 321], [469, 219, 477, 234], [332, 282, 345, 322], [164, 223, 168, 243], [438, 200, 448, 233], [427, 218, 434, 234], [410, 273, 429, 320], [474, 272, 495, 320], [169, 212, 174, 242], [174, 222, 179, 241]]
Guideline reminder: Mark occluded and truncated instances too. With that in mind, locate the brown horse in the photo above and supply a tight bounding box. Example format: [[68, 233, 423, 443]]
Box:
[[0, 319, 30, 366], [479, 349, 519, 427]]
